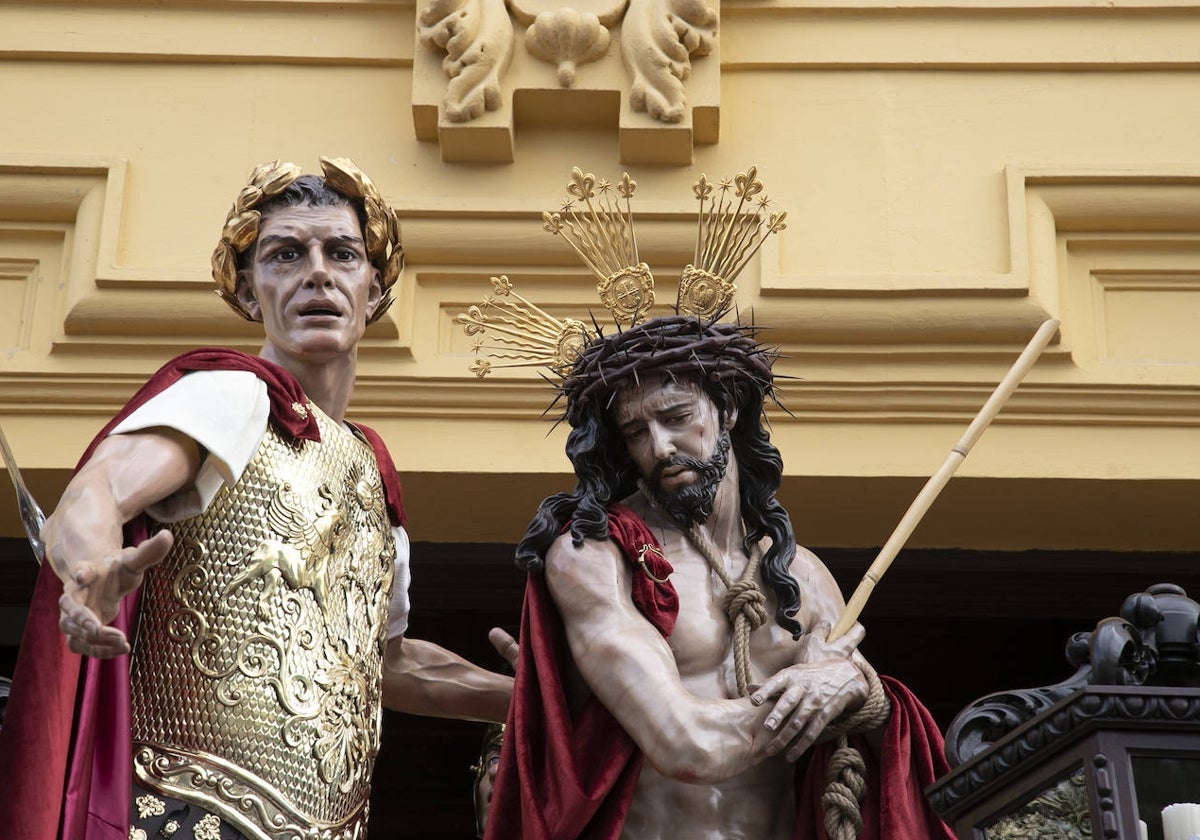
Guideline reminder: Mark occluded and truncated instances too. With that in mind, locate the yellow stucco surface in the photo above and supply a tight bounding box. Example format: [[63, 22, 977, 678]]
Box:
[[2, 0, 1198, 549]]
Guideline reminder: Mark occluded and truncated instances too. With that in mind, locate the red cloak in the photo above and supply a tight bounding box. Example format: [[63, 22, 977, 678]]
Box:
[[485, 504, 954, 840], [0, 349, 405, 840]]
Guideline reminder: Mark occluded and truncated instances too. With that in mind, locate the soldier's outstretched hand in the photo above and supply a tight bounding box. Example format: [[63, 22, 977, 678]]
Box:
[[58, 529, 174, 658]]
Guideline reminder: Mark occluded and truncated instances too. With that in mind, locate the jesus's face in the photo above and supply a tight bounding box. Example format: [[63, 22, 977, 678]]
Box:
[[613, 375, 734, 525]]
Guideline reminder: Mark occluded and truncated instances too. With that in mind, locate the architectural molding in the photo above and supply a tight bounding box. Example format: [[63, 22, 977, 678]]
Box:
[[5, 2, 1198, 70], [758, 168, 1200, 373], [0, 156, 406, 361], [928, 686, 1200, 820], [721, 2, 1200, 70], [0, 2, 412, 66], [3, 159, 1200, 428]]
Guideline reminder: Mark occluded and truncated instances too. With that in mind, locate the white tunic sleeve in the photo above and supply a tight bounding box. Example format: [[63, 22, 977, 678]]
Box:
[[108, 370, 270, 522], [387, 525, 412, 640]]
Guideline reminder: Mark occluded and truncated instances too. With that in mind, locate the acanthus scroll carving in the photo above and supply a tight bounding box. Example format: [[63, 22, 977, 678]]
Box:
[[511, 0, 626, 89], [622, 0, 717, 123], [418, 0, 515, 123], [413, 0, 720, 163], [943, 583, 1200, 768]]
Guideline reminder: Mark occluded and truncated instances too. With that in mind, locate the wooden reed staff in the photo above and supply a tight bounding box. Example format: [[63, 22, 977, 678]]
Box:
[[827, 318, 1061, 642]]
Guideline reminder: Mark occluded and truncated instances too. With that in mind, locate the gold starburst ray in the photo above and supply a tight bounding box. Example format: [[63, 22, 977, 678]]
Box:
[[550, 168, 642, 286], [573, 195, 627, 278], [471, 320, 554, 346], [486, 295, 565, 343], [487, 348, 552, 361], [580, 175, 619, 271], [479, 346, 551, 362], [585, 177, 626, 263], [566, 208, 619, 276], [458, 275, 589, 378], [568, 168, 623, 277], [692, 175, 713, 267], [619, 174, 640, 265], [599, 174, 639, 270], [461, 165, 787, 377], [549, 212, 613, 280], [599, 203, 629, 273], [723, 210, 787, 280], [714, 213, 764, 279], [699, 178, 736, 270], [709, 167, 763, 275]]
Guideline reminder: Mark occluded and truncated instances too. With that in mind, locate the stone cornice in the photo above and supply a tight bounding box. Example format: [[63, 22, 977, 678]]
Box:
[[5, 1, 1199, 68], [4, 157, 1200, 425], [5, 372, 1200, 427], [0, 1, 414, 66]]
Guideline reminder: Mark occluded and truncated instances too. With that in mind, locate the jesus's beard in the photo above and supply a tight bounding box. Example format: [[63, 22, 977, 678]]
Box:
[[647, 432, 732, 527]]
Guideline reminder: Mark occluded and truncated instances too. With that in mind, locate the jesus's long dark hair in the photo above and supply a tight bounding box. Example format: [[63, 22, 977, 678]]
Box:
[[515, 316, 804, 638]]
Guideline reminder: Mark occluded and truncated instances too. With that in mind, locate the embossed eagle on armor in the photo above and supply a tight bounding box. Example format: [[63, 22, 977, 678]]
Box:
[[221, 482, 349, 619]]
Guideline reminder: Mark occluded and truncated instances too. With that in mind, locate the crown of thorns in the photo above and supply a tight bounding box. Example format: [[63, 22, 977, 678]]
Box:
[[557, 314, 781, 417], [211, 156, 404, 325]]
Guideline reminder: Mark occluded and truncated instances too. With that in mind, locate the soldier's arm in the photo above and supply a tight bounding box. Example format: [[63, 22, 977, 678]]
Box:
[[382, 631, 514, 722], [546, 533, 777, 784], [44, 428, 200, 658]]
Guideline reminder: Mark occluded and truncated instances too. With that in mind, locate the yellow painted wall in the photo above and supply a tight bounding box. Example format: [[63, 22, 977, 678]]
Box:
[[1, 1, 1199, 553]]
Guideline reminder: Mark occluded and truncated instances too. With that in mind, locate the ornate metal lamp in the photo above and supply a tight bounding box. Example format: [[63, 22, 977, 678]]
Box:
[[929, 584, 1200, 840]]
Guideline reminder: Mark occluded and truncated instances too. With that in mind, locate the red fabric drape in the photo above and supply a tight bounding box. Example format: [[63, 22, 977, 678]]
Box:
[[0, 349, 404, 839], [484, 503, 673, 840], [349, 422, 406, 528]]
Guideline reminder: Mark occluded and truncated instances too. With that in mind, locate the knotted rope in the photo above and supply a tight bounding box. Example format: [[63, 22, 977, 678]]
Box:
[[817, 660, 891, 840], [680, 522, 767, 698]]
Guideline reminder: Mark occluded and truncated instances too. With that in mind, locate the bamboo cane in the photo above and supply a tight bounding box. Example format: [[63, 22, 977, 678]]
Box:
[[827, 318, 1060, 642]]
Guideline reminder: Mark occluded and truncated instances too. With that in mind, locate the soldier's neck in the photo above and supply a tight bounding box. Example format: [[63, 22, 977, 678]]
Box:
[[258, 346, 357, 425]]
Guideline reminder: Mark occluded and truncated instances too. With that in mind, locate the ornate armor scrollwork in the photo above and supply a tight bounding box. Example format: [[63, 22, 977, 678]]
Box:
[[130, 407, 395, 840]]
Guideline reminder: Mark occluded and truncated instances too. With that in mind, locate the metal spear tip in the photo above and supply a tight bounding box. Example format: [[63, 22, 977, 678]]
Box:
[[0, 422, 46, 565]]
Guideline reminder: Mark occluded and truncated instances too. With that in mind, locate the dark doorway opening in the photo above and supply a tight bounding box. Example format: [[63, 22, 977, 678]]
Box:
[[1, 539, 1195, 838]]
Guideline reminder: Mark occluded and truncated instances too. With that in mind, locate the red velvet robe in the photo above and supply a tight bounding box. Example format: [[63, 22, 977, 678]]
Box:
[[485, 504, 954, 840], [0, 349, 406, 840]]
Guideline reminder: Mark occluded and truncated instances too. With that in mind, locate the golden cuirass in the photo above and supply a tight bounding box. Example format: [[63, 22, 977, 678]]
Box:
[[130, 404, 396, 840]]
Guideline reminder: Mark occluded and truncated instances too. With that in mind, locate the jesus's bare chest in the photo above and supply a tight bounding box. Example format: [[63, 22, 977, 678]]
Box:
[[661, 543, 802, 696]]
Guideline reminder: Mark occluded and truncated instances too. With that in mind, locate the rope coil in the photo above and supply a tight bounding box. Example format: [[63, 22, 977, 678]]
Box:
[[820, 662, 891, 840]]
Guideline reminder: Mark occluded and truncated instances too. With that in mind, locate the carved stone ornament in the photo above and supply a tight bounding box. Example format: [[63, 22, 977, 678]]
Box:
[[417, 0, 515, 123], [620, 0, 716, 123], [523, 8, 612, 88], [412, 0, 719, 163], [943, 583, 1200, 768]]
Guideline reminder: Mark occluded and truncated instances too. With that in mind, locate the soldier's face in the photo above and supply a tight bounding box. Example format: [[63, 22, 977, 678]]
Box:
[[237, 203, 381, 365]]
